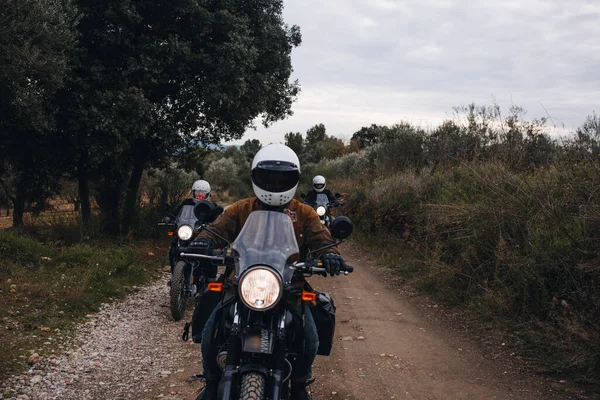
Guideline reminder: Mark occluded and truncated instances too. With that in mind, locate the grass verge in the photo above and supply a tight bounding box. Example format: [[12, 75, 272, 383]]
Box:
[[0, 228, 168, 383]]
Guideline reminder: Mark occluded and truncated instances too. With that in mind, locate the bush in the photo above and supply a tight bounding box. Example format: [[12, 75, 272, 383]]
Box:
[[330, 161, 600, 385], [0, 230, 52, 265]]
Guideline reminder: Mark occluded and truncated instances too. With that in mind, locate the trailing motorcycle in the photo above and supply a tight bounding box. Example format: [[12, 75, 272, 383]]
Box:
[[301, 192, 343, 228], [178, 204, 353, 399], [158, 200, 222, 321]]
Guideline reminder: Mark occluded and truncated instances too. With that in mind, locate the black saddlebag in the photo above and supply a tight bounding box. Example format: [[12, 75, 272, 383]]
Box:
[[310, 291, 336, 356]]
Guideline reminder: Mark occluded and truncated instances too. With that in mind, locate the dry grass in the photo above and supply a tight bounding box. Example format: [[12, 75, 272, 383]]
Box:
[[327, 161, 600, 391]]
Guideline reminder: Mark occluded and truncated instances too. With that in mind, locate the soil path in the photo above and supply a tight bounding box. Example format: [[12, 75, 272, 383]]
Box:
[[4, 245, 575, 400]]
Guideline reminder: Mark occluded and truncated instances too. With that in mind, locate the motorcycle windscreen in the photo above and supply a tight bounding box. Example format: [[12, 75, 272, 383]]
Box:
[[231, 211, 300, 280], [176, 205, 198, 227], [316, 193, 329, 206]]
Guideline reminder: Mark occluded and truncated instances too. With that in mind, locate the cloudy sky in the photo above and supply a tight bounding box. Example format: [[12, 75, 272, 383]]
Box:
[[231, 0, 600, 145]]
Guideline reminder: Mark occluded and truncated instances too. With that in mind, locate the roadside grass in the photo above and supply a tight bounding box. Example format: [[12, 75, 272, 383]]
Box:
[[329, 161, 600, 396], [0, 228, 169, 382]]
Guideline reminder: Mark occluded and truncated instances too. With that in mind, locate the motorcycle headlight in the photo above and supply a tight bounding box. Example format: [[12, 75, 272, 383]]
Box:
[[316, 206, 326, 216], [177, 225, 193, 240], [239, 267, 282, 311]]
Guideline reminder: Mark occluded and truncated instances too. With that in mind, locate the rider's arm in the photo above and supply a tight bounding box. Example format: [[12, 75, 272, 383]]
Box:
[[326, 190, 337, 203], [305, 190, 316, 204], [196, 201, 240, 248]]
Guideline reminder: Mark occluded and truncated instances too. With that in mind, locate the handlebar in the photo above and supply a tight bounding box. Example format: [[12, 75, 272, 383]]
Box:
[[291, 260, 354, 277], [177, 249, 353, 277]]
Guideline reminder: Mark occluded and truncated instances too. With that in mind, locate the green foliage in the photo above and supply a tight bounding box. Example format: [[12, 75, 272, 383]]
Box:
[[285, 132, 304, 155], [206, 158, 241, 189], [1, 0, 302, 231], [142, 164, 200, 206], [300, 124, 348, 164], [350, 124, 388, 149], [366, 122, 427, 172], [240, 140, 263, 162], [305, 123, 326, 146], [0, 230, 53, 265], [0, 0, 79, 226]]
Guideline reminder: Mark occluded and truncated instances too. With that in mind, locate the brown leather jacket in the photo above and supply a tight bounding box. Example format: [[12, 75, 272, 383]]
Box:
[[198, 197, 340, 260]]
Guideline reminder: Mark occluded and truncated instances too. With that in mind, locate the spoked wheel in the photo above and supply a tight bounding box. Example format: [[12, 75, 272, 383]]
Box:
[[240, 372, 266, 400], [170, 261, 189, 321]]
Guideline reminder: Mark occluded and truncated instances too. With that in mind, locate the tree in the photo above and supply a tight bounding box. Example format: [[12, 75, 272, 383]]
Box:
[[206, 158, 239, 190], [350, 124, 388, 149], [240, 139, 262, 162], [0, 0, 79, 226], [57, 0, 302, 233], [285, 132, 304, 155], [323, 135, 345, 159], [572, 112, 600, 162], [305, 124, 326, 146]]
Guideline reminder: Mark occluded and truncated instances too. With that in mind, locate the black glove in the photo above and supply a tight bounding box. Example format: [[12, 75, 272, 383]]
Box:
[[333, 200, 341, 207], [322, 253, 346, 276]]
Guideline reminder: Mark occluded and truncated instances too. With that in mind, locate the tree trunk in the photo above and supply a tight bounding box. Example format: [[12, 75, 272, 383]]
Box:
[[10, 162, 31, 227], [121, 140, 149, 234], [95, 163, 123, 235], [76, 133, 92, 225], [98, 184, 121, 234], [77, 160, 92, 225], [12, 184, 26, 227]]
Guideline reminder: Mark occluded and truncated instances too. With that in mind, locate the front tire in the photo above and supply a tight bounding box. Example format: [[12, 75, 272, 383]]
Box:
[[170, 261, 189, 321], [240, 372, 266, 400]]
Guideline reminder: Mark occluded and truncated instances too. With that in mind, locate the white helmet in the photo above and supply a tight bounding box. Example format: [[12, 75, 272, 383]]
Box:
[[313, 175, 326, 193], [191, 180, 211, 201], [251, 143, 300, 207]]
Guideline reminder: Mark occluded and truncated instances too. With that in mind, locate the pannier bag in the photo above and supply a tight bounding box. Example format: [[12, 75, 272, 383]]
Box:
[[310, 291, 336, 356]]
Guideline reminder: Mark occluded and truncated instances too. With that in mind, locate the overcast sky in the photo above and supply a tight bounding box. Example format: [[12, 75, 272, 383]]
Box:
[[231, 0, 600, 145]]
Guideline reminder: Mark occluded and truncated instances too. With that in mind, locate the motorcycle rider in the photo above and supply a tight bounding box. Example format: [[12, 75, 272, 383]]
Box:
[[304, 175, 339, 207], [195, 144, 349, 400], [167, 180, 217, 275], [186, 179, 212, 204]]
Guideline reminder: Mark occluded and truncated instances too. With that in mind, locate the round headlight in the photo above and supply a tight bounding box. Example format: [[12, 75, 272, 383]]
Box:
[[177, 225, 193, 240], [316, 206, 326, 216], [239, 268, 282, 311]]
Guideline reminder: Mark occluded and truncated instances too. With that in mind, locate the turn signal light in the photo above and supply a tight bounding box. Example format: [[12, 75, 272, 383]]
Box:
[[208, 282, 223, 292], [301, 291, 316, 302], [168, 231, 174, 236]]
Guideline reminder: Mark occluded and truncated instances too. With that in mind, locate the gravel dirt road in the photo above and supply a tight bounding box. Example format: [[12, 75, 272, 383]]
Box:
[[4, 244, 577, 400]]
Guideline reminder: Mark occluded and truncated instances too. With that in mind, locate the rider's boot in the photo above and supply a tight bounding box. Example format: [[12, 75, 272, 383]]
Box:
[[290, 379, 312, 400], [195, 378, 218, 400]]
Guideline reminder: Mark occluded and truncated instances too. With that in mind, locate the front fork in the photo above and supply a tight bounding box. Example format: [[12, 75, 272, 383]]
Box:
[[270, 312, 288, 400], [221, 305, 289, 400], [177, 261, 197, 297], [221, 303, 241, 400]]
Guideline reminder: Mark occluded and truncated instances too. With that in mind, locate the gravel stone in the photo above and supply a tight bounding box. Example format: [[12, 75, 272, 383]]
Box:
[[5, 276, 199, 399]]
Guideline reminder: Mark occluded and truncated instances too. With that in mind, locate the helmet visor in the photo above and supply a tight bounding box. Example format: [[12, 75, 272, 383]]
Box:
[[193, 190, 209, 200], [313, 183, 325, 190], [252, 163, 299, 193]]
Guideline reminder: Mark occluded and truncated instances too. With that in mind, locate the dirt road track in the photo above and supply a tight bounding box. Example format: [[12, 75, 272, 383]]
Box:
[[6, 244, 579, 400], [133, 243, 579, 399], [308, 244, 568, 400]]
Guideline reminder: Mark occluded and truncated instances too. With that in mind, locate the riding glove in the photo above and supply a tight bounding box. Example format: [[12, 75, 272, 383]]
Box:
[[322, 253, 346, 276]]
